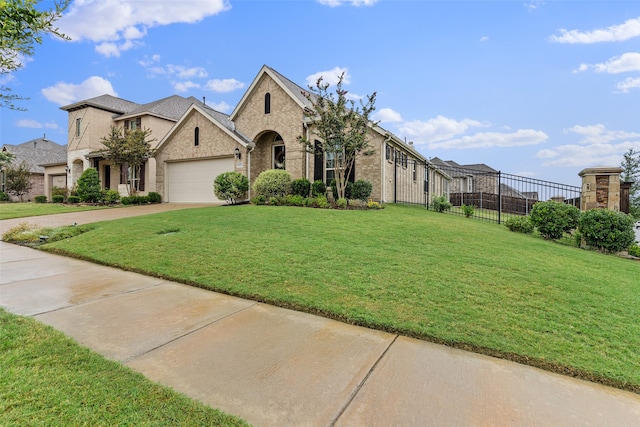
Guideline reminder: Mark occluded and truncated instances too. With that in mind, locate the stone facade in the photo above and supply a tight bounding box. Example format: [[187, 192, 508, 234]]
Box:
[[579, 167, 623, 211]]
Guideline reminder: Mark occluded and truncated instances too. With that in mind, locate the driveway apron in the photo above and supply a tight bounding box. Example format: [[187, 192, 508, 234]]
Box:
[[2, 208, 640, 426]]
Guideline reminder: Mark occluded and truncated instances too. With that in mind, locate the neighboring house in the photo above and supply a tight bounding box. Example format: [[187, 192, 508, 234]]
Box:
[[2, 137, 67, 201], [430, 158, 499, 195], [49, 65, 450, 204]]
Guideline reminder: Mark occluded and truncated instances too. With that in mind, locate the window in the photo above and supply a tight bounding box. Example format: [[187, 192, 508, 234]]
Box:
[[385, 143, 392, 161], [273, 145, 285, 169], [194, 127, 200, 146], [76, 118, 81, 137], [325, 150, 344, 184], [265, 93, 271, 114], [120, 162, 145, 191], [125, 117, 141, 132], [412, 161, 417, 181]]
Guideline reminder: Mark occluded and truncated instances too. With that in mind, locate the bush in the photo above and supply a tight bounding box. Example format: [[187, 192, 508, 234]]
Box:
[[314, 195, 330, 209], [251, 195, 267, 205], [214, 171, 249, 205], [0, 191, 9, 201], [330, 179, 353, 199], [505, 216, 534, 234], [303, 197, 315, 208], [461, 204, 475, 218], [530, 201, 580, 240], [102, 189, 120, 204], [76, 168, 102, 203], [336, 198, 348, 209], [67, 196, 80, 204], [367, 199, 383, 210], [578, 209, 635, 253], [148, 192, 162, 204], [351, 180, 373, 201], [431, 195, 452, 213], [121, 196, 132, 205], [629, 244, 640, 257], [253, 169, 291, 198], [311, 180, 326, 197], [34, 195, 47, 203], [285, 194, 305, 206], [291, 178, 311, 197], [52, 195, 64, 203], [52, 186, 67, 198]]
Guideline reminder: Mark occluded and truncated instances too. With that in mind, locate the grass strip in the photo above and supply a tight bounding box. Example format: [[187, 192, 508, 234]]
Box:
[[0, 202, 112, 220]]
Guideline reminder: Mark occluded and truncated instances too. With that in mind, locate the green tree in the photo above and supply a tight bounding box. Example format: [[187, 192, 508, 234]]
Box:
[[214, 171, 249, 205], [298, 73, 377, 200], [1, 0, 71, 109], [101, 126, 156, 196], [76, 168, 102, 203], [4, 160, 32, 201], [620, 148, 640, 218], [0, 151, 15, 168]]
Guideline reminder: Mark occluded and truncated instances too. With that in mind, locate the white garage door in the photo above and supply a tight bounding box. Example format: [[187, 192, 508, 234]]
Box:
[[166, 158, 235, 203]]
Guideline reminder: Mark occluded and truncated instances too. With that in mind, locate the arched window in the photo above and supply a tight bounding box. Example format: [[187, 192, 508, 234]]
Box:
[[194, 127, 199, 146], [264, 93, 271, 114]]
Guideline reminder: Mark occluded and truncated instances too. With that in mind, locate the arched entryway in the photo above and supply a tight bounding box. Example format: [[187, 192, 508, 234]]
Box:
[[251, 130, 285, 182]]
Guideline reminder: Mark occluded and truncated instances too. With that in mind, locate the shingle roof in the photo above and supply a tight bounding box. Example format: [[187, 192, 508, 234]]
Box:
[[60, 94, 140, 113], [2, 138, 67, 173], [265, 65, 314, 108], [121, 95, 202, 122]]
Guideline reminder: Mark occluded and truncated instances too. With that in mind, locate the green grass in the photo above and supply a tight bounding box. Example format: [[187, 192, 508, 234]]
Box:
[[0, 309, 248, 426], [0, 202, 113, 220], [43, 204, 640, 393]]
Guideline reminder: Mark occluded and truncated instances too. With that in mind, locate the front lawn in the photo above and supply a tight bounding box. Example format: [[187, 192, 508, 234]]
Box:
[[43, 204, 640, 392], [0, 309, 248, 426], [0, 202, 113, 220]]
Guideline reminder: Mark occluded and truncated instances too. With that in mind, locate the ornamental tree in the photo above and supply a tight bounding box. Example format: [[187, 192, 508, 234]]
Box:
[[298, 72, 377, 200], [4, 160, 32, 201], [620, 148, 640, 218]]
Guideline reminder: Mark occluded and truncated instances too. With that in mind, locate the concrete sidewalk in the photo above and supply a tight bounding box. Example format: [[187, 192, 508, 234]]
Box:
[[2, 241, 640, 426]]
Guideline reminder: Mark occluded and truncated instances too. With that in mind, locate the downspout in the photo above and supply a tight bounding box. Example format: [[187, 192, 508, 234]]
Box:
[[382, 134, 392, 202]]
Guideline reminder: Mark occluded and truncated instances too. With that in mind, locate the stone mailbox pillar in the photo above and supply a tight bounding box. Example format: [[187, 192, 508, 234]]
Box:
[[578, 167, 623, 211]]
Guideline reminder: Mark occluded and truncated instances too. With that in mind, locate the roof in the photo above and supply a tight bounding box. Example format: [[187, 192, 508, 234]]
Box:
[[2, 137, 67, 173], [430, 158, 498, 176], [119, 95, 205, 122], [60, 94, 140, 114]]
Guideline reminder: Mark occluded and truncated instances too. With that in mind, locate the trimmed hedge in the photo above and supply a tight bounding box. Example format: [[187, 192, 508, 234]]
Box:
[[530, 201, 580, 240], [253, 169, 291, 198], [578, 209, 635, 252]]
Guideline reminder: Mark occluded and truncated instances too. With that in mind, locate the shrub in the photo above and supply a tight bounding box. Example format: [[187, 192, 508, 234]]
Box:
[[121, 196, 132, 205], [431, 195, 452, 213], [336, 198, 348, 209], [367, 199, 383, 210], [34, 195, 47, 203], [134, 196, 150, 204], [67, 195, 80, 204], [253, 169, 291, 198], [269, 196, 286, 206], [578, 209, 635, 253], [102, 189, 120, 204], [351, 180, 373, 201], [214, 171, 249, 205], [2, 223, 38, 243], [251, 195, 266, 205], [629, 244, 640, 257], [314, 195, 330, 208], [285, 194, 305, 206], [530, 201, 580, 240], [311, 180, 326, 197], [148, 192, 162, 204], [291, 178, 311, 197], [330, 179, 352, 199], [0, 191, 9, 201], [76, 168, 102, 203], [461, 204, 475, 218], [52, 186, 67, 198], [52, 195, 64, 203], [303, 197, 315, 207], [505, 216, 534, 234]]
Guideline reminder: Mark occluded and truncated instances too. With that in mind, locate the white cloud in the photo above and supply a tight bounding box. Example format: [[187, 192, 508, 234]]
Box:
[[374, 108, 402, 123], [524, 1, 545, 11], [204, 78, 245, 93], [305, 67, 350, 87], [549, 17, 640, 44], [16, 119, 59, 130], [318, 0, 379, 7], [208, 101, 232, 113], [564, 124, 640, 144], [617, 77, 640, 93], [174, 81, 200, 93], [480, 36, 489, 42], [593, 52, 640, 74], [58, 0, 231, 57], [41, 76, 117, 106], [146, 64, 208, 79], [427, 129, 548, 150], [399, 115, 487, 144], [138, 54, 160, 67]]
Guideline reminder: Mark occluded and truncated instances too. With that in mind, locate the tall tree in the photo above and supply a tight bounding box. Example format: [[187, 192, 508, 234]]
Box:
[[101, 126, 156, 196], [4, 160, 32, 201], [0, 150, 15, 168], [1, 0, 71, 109], [620, 148, 640, 218], [298, 73, 377, 200]]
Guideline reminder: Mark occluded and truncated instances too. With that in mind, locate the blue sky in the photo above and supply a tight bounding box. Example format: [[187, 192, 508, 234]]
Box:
[[2, 0, 639, 186]]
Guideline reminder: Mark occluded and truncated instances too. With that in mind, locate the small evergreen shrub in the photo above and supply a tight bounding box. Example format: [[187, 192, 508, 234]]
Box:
[[214, 171, 249, 204], [34, 195, 47, 203], [367, 199, 383, 210], [505, 216, 534, 234], [330, 179, 353, 199], [148, 192, 162, 204], [530, 201, 580, 240], [351, 180, 373, 201], [76, 168, 102, 203], [578, 209, 635, 253], [311, 180, 326, 197], [253, 169, 291, 198], [251, 195, 267, 205], [121, 196, 132, 205], [336, 197, 348, 209], [629, 244, 640, 257], [303, 197, 315, 207], [431, 195, 452, 212], [291, 178, 311, 197], [52, 186, 67, 198], [0, 191, 9, 201], [285, 194, 305, 206], [52, 195, 64, 203], [67, 195, 80, 204], [314, 195, 330, 208], [102, 190, 120, 204], [461, 204, 475, 218]]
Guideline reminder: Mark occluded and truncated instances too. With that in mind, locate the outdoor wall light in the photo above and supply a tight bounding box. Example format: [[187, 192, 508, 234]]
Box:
[[65, 165, 70, 173], [234, 147, 241, 160]]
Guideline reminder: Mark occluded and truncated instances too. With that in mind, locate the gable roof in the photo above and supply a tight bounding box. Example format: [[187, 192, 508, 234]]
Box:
[[60, 94, 140, 114], [119, 95, 205, 122], [2, 137, 67, 173]]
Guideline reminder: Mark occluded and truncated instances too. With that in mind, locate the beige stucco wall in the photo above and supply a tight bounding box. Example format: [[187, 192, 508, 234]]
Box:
[[113, 115, 175, 149]]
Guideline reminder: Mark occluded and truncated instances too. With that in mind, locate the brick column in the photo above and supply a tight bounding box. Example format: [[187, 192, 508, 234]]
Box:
[[578, 167, 623, 211]]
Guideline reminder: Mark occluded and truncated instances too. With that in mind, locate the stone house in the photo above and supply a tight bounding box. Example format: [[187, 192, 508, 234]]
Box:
[[1, 137, 67, 201], [48, 65, 450, 203]]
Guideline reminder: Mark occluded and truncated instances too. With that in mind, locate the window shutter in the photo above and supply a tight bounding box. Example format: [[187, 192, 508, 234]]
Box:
[[314, 140, 323, 181], [139, 162, 145, 191]]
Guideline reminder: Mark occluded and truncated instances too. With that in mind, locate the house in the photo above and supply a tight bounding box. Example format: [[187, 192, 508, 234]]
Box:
[[48, 65, 450, 204], [1, 137, 67, 201], [430, 158, 499, 194]]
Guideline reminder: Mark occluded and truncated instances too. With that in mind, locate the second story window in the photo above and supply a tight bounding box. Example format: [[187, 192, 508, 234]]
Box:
[[125, 117, 141, 132], [265, 93, 271, 114], [194, 127, 200, 146], [75, 118, 81, 137]]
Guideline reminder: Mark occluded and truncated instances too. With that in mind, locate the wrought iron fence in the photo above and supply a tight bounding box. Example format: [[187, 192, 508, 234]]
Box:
[[393, 160, 582, 224]]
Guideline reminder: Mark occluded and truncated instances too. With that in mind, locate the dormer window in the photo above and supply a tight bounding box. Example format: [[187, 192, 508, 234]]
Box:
[[264, 93, 271, 114]]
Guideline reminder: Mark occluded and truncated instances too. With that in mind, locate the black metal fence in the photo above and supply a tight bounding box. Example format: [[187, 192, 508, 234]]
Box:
[[393, 160, 582, 224]]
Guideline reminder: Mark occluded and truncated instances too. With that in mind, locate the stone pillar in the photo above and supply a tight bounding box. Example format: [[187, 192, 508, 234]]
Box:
[[578, 167, 623, 211]]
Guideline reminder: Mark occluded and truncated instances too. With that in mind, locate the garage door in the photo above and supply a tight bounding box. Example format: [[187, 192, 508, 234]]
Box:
[[166, 158, 235, 203]]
